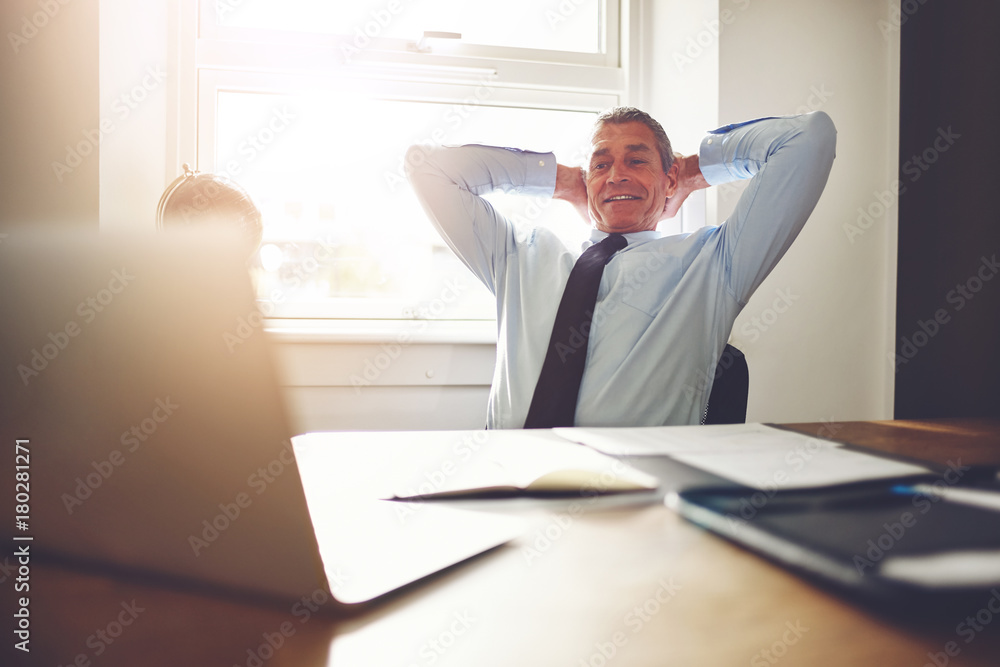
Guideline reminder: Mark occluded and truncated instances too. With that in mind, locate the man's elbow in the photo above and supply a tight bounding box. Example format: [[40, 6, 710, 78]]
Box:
[[404, 144, 438, 180], [802, 110, 837, 164]]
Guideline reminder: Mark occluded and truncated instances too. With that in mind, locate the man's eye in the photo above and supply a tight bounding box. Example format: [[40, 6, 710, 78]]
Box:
[[630, 159, 647, 165], [592, 163, 608, 170]]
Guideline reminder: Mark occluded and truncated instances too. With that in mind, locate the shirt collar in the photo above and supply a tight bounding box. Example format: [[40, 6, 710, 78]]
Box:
[[587, 228, 661, 249]]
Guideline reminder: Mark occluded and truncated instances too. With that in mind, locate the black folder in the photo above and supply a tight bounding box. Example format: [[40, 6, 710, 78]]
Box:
[[669, 471, 1000, 604]]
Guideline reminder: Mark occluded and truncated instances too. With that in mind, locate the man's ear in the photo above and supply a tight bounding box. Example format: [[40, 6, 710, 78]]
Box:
[[663, 160, 680, 198]]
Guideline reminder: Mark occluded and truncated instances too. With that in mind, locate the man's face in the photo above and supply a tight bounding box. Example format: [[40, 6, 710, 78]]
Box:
[[586, 121, 678, 234]]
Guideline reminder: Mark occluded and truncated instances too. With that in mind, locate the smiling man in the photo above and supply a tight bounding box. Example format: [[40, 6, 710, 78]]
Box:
[[407, 108, 836, 428]]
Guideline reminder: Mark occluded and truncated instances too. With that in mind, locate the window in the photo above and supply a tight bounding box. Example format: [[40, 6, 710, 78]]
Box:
[[212, 0, 607, 54], [179, 0, 628, 320]]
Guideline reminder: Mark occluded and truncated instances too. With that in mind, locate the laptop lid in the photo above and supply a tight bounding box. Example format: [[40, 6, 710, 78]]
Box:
[[0, 230, 518, 606]]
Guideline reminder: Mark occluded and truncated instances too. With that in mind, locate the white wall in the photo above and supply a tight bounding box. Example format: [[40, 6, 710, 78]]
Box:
[[637, 0, 720, 227], [98, 0, 170, 231], [273, 334, 495, 432], [716, 0, 899, 422]]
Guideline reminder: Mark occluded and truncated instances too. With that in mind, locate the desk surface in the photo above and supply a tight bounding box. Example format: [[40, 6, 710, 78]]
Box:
[[18, 419, 1000, 667]]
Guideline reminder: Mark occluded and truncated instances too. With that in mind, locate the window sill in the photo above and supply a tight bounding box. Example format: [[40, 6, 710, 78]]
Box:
[[264, 319, 497, 345]]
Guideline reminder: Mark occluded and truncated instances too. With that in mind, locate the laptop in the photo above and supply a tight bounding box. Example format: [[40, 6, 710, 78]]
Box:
[[0, 230, 522, 608]]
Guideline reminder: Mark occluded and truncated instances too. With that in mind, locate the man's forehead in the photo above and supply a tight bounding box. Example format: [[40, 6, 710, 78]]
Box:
[[591, 143, 655, 156], [589, 121, 657, 155]]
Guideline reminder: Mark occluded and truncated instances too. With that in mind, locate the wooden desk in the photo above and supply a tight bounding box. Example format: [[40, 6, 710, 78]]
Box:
[[19, 420, 1000, 666]]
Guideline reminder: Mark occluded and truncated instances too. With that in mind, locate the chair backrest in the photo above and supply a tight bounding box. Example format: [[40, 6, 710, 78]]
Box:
[[702, 344, 749, 425]]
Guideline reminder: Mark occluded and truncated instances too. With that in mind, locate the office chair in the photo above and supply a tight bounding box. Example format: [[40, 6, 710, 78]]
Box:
[[702, 344, 749, 425]]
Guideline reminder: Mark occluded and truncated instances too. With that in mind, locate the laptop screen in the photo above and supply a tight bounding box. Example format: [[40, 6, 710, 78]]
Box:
[[0, 231, 328, 602]]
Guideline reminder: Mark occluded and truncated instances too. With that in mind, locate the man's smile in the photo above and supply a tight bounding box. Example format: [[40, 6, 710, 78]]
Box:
[[603, 194, 642, 202]]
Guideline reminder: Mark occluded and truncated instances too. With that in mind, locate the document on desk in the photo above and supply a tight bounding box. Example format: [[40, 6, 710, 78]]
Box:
[[389, 429, 659, 500], [554, 424, 932, 490]]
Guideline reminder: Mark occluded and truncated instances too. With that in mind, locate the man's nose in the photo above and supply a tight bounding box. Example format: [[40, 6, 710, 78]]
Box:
[[607, 163, 628, 183]]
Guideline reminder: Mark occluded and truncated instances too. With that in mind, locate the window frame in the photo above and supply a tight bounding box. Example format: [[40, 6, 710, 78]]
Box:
[[199, 0, 621, 69], [173, 0, 637, 324]]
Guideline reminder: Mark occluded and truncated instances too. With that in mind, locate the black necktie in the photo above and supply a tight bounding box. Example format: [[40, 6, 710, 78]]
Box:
[[523, 233, 627, 428]]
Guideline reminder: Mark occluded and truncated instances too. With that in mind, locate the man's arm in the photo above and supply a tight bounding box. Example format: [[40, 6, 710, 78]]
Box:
[[405, 144, 556, 294], [701, 112, 837, 305]]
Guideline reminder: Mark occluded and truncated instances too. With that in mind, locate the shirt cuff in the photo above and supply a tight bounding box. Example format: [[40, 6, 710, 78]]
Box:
[[698, 116, 778, 186], [518, 149, 558, 197], [698, 134, 733, 187]]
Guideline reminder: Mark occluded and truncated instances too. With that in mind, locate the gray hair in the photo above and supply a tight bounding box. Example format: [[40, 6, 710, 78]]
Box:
[[593, 107, 674, 173]]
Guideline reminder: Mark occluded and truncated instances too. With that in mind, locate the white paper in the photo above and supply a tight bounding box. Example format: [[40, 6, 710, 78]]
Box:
[[671, 447, 930, 489], [554, 423, 931, 490], [294, 429, 657, 500], [554, 423, 831, 456]]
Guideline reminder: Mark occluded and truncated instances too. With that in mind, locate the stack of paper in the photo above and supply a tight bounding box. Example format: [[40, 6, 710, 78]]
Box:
[[554, 424, 931, 490]]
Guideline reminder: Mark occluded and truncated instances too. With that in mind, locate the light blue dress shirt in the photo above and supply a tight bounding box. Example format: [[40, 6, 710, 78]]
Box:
[[408, 112, 836, 428]]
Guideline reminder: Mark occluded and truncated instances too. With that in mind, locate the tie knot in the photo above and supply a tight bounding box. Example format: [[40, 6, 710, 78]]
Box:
[[603, 233, 627, 252], [589, 233, 626, 264]]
